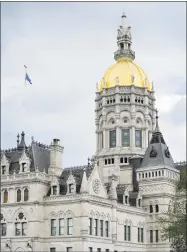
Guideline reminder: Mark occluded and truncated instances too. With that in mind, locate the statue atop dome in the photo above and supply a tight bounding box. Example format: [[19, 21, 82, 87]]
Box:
[[114, 13, 135, 62]]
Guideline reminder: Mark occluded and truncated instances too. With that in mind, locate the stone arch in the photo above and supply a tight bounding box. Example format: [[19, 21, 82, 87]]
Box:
[[106, 112, 115, 124], [49, 211, 57, 219], [129, 220, 133, 226], [66, 210, 74, 218], [12, 208, 29, 222], [106, 213, 111, 221], [89, 210, 94, 218], [15, 248, 24, 252], [100, 212, 106, 220], [95, 211, 100, 219], [136, 117, 143, 127], [120, 110, 131, 121], [58, 211, 65, 218]]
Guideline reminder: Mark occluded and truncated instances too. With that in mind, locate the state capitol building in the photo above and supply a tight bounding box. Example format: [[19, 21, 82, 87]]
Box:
[[1, 13, 186, 252]]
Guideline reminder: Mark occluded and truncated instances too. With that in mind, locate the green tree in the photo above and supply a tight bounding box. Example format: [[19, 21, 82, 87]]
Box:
[[158, 168, 187, 252]]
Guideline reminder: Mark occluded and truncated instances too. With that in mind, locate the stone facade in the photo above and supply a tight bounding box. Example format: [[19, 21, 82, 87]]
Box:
[[1, 13, 186, 252]]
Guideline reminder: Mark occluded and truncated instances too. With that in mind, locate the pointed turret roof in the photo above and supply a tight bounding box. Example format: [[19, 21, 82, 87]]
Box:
[[80, 168, 88, 193], [17, 131, 26, 150], [140, 111, 175, 168]]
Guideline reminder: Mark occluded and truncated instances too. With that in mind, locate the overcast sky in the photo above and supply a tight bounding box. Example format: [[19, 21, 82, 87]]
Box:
[[1, 2, 186, 167]]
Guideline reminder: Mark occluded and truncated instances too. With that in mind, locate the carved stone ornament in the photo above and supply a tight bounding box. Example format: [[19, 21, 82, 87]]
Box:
[[164, 147, 170, 158], [92, 179, 100, 194], [149, 146, 157, 158]]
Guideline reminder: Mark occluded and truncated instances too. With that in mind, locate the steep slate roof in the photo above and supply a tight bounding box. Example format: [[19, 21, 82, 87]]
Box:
[[1, 132, 50, 174], [140, 113, 175, 168], [58, 165, 94, 195]]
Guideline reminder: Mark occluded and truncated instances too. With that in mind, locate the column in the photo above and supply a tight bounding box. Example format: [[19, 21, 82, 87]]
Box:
[[131, 126, 135, 148], [111, 201, 117, 242], [117, 127, 121, 147], [145, 120, 149, 148], [131, 112, 136, 148]]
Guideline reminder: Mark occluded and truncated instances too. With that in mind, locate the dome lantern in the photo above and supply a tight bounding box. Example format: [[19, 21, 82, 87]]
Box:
[[114, 13, 135, 62]]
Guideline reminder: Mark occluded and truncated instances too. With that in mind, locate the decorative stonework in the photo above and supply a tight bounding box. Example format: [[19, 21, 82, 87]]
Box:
[[149, 146, 157, 158], [164, 147, 170, 158], [92, 179, 101, 194]]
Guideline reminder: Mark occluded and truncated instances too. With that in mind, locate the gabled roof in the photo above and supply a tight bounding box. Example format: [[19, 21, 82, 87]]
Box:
[[140, 113, 175, 169]]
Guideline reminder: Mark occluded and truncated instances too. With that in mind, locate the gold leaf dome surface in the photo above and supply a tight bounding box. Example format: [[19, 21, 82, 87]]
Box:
[[99, 59, 151, 91]]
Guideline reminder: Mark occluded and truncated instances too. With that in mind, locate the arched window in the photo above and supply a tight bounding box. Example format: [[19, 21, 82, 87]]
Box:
[[155, 204, 159, 213], [17, 189, 21, 202], [150, 204, 153, 213], [15, 212, 27, 236], [3, 190, 8, 203], [24, 188, 29, 202], [159, 171, 161, 176], [0, 213, 6, 236], [149, 172, 151, 177]]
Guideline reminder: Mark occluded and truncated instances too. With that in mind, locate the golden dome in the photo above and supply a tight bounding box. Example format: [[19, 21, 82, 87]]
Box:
[[99, 59, 151, 92]]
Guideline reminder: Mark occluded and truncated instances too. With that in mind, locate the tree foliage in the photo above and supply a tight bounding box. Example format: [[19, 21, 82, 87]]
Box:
[[158, 168, 187, 252]]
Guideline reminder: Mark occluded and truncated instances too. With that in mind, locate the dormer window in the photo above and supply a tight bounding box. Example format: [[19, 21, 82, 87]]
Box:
[[2, 165, 6, 175], [66, 173, 76, 194], [22, 163, 26, 172], [69, 184, 74, 193], [52, 186, 57, 195]]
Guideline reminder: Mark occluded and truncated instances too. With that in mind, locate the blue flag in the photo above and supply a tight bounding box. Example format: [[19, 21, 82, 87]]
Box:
[[25, 73, 32, 85]]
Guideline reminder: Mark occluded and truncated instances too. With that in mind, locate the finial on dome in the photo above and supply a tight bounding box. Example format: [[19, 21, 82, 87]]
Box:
[[131, 74, 135, 84], [115, 76, 119, 86], [121, 12, 126, 26], [114, 13, 135, 61]]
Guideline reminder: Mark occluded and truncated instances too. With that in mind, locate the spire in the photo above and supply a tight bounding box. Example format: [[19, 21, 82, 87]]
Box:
[[80, 168, 88, 194], [17, 133, 20, 147], [121, 12, 127, 26], [140, 110, 175, 168], [17, 131, 26, 150], [154, 109, 161, 133], [109, 177, 117, 200], [114, 13, 135, 61]]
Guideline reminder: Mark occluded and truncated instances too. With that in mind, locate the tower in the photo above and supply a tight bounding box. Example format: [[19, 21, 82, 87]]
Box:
[[136, 112, 180, 249], [95, 14, 156, 184]]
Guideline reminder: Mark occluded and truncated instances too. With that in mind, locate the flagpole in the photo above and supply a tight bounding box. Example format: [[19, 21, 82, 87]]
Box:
[[24, 65, 27, 86]]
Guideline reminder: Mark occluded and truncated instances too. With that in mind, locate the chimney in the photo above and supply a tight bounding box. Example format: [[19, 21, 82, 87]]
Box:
[[49, 138, 64, 176]]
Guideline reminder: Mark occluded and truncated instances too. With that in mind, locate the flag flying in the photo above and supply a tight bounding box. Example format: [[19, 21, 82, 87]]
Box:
[[25, 72, 32, 85]]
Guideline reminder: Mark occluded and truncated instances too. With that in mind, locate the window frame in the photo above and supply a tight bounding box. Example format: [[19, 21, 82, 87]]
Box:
[[67, 218, 73, 235], [59, 218, 65, 235], [105, 220, 109, 237], [51, 219, 56, 236], [121, 128, 130, 147], [109, 130, 116, 148], [135, 130, 142, 148]]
